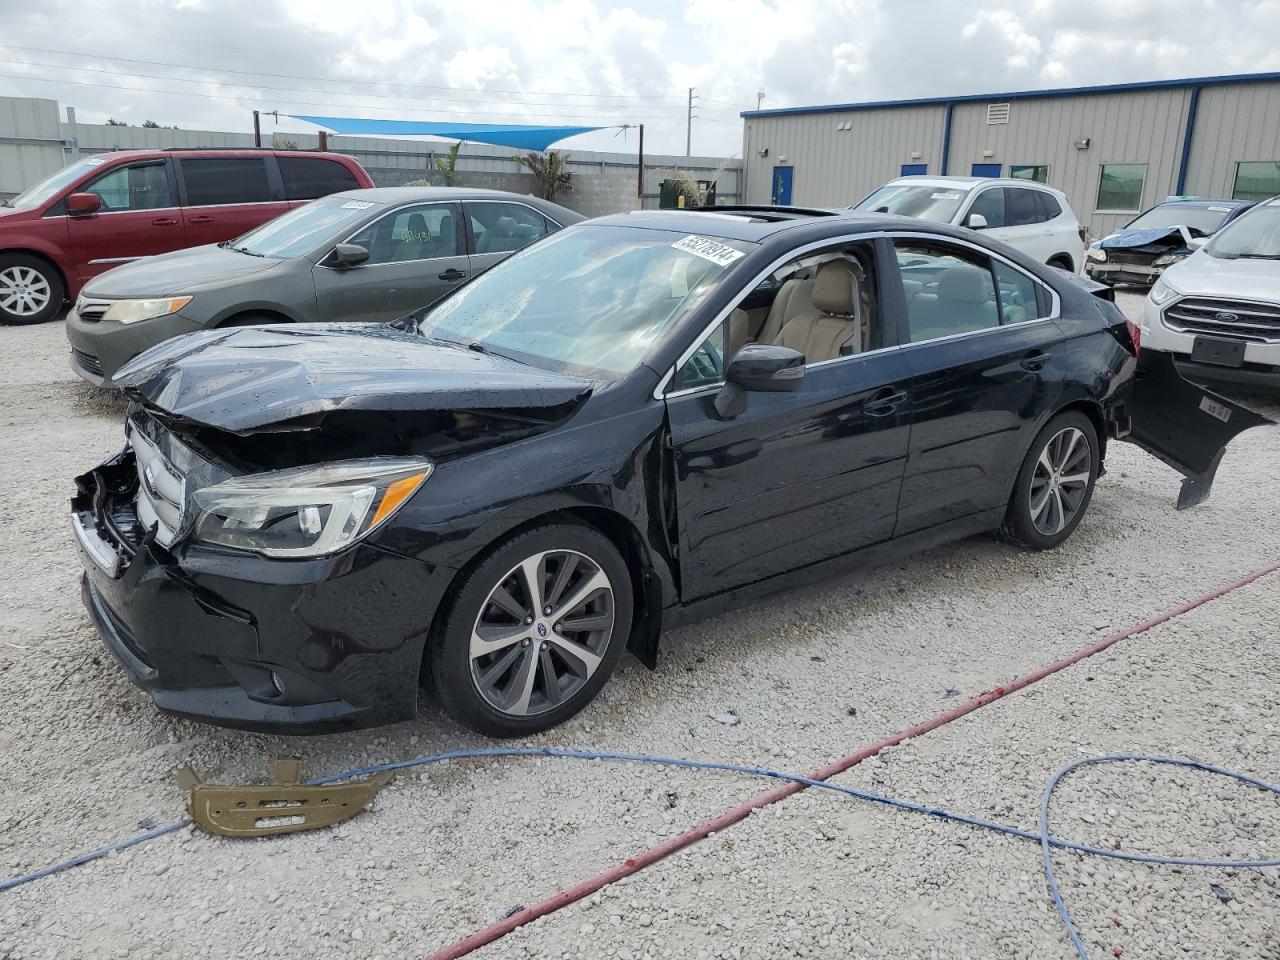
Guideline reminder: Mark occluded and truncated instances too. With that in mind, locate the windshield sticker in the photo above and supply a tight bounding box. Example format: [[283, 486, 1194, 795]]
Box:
[[931, 191, 963, 201], [672, 235, 745, 267], [1207, 205, 1232, 213], [340, 200, 374, 209], [84, 158, 106, 166]]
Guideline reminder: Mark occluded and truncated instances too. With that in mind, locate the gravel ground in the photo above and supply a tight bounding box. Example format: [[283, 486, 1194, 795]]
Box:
[[2, 291, 1278, 959]]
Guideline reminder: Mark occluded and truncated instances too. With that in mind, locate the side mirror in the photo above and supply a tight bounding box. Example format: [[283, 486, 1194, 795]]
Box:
[[965, 212, 988, 230], [1187, 236, 1207, 251], [67, 192, 101, 216], [330, 243, 370, 268], [714, 343, 805, 418]]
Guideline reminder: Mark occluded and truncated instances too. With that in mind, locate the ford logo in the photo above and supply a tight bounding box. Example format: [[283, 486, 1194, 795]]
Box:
[[1214, 311, 1239, 323], [536, 622, 548, 638]]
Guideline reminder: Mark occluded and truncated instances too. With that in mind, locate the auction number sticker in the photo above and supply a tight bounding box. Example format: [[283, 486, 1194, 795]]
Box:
[[672, 235, 745, 267], [341, 200, 374, 209], [931, 191, 963, 200], [1199, 396, 1232, 423]]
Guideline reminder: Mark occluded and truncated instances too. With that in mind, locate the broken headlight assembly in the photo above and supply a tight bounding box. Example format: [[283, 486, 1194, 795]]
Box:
[[1086, 245, 1107, 262], [103, 296, 194, 325], [1153, 252, 1188, 266], [190, 458, 433, 558]]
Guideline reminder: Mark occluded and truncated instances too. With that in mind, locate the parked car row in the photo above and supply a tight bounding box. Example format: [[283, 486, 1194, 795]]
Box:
[[0, 148, 374, 325], [69, 202, 1268, 737]]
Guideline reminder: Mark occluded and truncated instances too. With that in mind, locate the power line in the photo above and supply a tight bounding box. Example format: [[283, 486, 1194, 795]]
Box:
[[0, 44, 692, 104], [0, 57, 680, 115], [0, 71, 679, 124]]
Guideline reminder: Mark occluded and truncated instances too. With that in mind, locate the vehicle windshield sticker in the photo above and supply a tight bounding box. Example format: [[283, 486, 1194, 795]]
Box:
[[931, 191, 963, 200], [340, 200, 374, 209], [1208, 205, 1233, 213], [1200, 396, 1232, 423], [84, 158, 105, 166], [672, 235, 745, 267]]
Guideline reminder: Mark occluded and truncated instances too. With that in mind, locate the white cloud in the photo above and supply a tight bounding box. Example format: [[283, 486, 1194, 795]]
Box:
[[0, 0, 1275, 157]]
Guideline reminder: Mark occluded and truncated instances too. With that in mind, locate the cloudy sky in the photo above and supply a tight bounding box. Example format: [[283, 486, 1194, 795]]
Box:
[[0, 0, 1277, 158]]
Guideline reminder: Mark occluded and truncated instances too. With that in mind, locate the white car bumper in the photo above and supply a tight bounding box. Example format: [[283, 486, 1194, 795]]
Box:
[[1141, 294, 1280, 390]]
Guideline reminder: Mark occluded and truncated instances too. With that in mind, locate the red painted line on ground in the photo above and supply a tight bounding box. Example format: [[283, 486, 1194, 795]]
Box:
[[424, 558, 1280, 960]]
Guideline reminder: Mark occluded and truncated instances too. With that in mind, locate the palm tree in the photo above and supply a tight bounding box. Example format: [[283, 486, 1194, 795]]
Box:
[[434, 141, 463, 186], [518, 151, 572, 201]]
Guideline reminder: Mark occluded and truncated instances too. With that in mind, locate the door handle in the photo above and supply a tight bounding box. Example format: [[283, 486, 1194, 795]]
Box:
[[151, 217, 180, 226], [438, 268, 467, 282], [863, 387, 907, 416], [188, 215, 215, 224], [1021, 349, 1052, 371]]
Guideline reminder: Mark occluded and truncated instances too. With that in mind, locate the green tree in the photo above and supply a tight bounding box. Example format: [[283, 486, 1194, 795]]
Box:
[[105, 118, 127, 127], [141, 120, 160, 129], [517, 151, 572, 201], [433, 141, 463, 186]]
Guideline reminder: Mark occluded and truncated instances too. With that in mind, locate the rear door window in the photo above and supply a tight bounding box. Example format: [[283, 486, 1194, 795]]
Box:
[[279, 157, 361, 200], [468, 202, 550, 254], [1004, 188, 1046, 227], [1037, 192, 1062, 220], [895, 242, 1000, 341], [180, 157, 272, 206], [83, 162, 173, 211]]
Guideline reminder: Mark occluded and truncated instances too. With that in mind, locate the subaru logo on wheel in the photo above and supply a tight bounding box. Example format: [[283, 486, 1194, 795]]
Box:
[[1214, 311, 1239, 323], [536, 622, 548, 638]]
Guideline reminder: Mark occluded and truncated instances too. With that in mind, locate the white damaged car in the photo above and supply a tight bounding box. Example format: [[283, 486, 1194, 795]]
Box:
[[1141, 197, 1280, 393]]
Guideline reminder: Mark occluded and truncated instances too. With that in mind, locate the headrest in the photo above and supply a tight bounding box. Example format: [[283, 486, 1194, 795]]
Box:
[[812, 260, 860, 316], [493, 216, 517, 236], [938, 266, 992, 304], [406, 213, 429, 237]]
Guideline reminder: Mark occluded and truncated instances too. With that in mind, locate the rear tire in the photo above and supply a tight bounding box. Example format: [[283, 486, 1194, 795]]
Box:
[[428, 522, 633, 738], [999, 411, 1100, 550], [0, 254, 64, 325]]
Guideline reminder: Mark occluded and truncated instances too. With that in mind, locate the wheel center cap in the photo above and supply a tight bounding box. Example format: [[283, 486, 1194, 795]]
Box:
[[536, 622, 548, 638]]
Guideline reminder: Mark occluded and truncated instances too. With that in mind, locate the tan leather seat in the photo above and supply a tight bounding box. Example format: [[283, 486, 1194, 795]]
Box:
[[908, 266, 999, 340], [728, 308, 752, 359], [772, 260, 862, 363], [758, 277, 815, 345]]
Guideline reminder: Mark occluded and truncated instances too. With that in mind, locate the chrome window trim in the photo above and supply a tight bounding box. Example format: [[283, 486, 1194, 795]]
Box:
[[653, 230, 888, 400], [86, 256, 141, 265], [321, 200, 462, 269], [462, 198, 565, 229], [653, 228, 1060, 401]]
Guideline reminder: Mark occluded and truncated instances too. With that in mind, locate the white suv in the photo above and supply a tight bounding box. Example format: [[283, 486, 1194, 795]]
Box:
[[1141, 197, 1280, 393], [854, 176, 1086, 272]]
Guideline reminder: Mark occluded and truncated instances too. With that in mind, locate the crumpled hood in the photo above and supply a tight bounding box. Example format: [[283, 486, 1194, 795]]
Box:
[[82, 243, 282, 298], [1098, 225, 1193, 250], [113, 323, 592, 431]]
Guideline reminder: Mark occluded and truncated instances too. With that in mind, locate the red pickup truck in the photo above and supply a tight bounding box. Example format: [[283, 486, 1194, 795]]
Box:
[[0, 149, 374, 325]]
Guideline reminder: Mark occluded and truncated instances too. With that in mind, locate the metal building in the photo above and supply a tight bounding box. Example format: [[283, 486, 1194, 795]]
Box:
[[741, 72, 1280, 237]]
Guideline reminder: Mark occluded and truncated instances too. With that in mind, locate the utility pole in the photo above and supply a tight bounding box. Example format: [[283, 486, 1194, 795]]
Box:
[[686, 87, 694, 157], [637, 123, 645, 204], [756, 89, 766, 111], [252, 109, 261, 147]]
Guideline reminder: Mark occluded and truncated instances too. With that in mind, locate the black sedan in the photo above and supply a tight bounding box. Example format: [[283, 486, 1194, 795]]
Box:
[[71, 207, 1266, 737]]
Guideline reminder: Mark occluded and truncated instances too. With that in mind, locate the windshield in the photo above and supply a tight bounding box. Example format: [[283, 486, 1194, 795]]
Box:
[[1126, 204, 1235, 235], [230, 195, 384, 258], [853, 183, 970, 222], [6, 157, 108, 210], [1205, 202, 1280, 259], [418, 223, 753, 378]]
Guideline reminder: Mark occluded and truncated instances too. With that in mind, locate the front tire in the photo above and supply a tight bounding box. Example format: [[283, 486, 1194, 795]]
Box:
[[0, 254, 64, 325], [1000, 411, 1099, 550], [428, 522, 633, 738]]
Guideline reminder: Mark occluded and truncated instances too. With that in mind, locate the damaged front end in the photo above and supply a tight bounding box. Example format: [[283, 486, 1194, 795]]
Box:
[[1123, 350, 1275, 509], [1087, 226, 1197, 286]]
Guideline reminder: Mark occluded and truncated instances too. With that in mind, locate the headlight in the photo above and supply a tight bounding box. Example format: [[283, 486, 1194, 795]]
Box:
[[1153, 252, 1187, 266], [1148, 278, 1181, 306], [191, 458, 432, 558], [103, 296, 193, 325], [1086, 246, 1107, 262]]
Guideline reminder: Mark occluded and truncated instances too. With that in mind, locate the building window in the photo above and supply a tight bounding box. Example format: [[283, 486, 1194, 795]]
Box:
[[1233, 161, 1280, 202], [1010, 164, 1049, 183], [1096, 163, 1146, 212]]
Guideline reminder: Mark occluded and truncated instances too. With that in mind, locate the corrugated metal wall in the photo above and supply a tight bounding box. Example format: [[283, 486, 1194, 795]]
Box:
[[1184, 81, 1280, 199], [948, 88, 1191, 237], [0, 97, 64, 196], [742, 104, 946, 206]]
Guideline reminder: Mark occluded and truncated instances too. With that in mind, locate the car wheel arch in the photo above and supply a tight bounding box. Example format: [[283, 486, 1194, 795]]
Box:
[[0, 248, 70, 302], [1047, 253, 1076, 272], [215, 308, 296, 327]]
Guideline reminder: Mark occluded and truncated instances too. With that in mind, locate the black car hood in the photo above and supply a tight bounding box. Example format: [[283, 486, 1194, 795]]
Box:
[[113, 323, 593, 432], [82, 243, 282, 298]]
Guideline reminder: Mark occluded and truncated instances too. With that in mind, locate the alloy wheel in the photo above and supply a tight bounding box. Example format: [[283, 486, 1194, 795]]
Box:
[[0, 266, 51, 318], [1028, 426, 1092, 537], [469, 549, 615, 717]]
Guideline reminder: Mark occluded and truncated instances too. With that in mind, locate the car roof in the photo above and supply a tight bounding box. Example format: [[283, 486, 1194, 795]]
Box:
[[587, 207, 935, 243], [887, 175, 1063, 192], [77, 148, 359, 162], [1148, 198, 1252, 208], [332, 186, 564, 205]]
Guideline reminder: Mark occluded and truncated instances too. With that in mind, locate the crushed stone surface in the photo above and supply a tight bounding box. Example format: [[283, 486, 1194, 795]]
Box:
[[1, 291, 1277, 959]]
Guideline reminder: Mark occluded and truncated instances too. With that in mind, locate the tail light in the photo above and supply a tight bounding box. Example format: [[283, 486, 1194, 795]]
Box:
[[1125, 318, 1142, 357], [1078, 225, 1089, 245]]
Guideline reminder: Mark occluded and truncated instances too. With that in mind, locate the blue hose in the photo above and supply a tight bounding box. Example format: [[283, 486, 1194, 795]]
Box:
[[3, 748, 1277, 959]]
